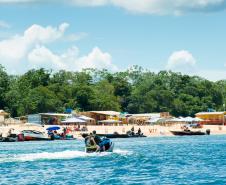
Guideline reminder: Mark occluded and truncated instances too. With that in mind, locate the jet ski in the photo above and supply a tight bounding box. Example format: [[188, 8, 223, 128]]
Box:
[[85, 137, 114, 153]]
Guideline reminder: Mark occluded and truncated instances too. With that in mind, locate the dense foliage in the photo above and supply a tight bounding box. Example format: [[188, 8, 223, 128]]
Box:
[[0, 64, 225, 117]]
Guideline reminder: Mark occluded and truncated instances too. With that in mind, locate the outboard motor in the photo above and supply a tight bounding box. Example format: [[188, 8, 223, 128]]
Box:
[[206, 129, 210, 135]]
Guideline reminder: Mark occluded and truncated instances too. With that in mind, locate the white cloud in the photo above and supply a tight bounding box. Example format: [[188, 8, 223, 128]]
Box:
[[165, 50, 226, 81], [0, 20, 10, 29], [166, 50, 196, 74], [1, 0, 226, 15], [0, 23, 68, 61], [27, 45, 117, 72], [78, 47, 117, 70], [110, 0, 226, 15]]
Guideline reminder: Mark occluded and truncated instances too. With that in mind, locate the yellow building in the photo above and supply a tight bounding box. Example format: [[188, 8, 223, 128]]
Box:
[[196, 112, 226, 125]]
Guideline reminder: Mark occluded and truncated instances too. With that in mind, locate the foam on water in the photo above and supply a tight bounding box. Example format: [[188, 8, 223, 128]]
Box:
[[0, 149, 132, 163]]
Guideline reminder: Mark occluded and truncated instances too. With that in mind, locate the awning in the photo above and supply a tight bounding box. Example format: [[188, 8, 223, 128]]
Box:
[[61, 117, 86, 123], [98, 119, 122, 123]]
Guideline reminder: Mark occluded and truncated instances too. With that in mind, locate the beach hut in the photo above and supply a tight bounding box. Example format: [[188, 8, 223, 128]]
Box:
[[195, 111, 226, 125], [77, 115, 95, 125], [0, 110, 9, 126], [79, 111, 121, 124]]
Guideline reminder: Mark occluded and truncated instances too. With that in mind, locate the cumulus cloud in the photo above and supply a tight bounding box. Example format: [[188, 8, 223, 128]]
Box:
[[0, 23, 69, 62], [166, 50, 197, 74], [1, 0, 226, 15], [27, 45, 117, 72], [0, 23, 117, 73], [165, 50, 226, 81]]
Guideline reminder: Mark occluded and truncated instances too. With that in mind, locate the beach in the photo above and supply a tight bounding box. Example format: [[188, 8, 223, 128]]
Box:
[[1, 124, 226, 138]]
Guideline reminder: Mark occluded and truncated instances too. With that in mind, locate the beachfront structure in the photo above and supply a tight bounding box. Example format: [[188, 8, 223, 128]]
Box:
[[0, 110, 9, 126], [128, 112, 171, 125], [195, 112, 226, 125], [80, 111, 121, 124], [26, 113, 71, 125]]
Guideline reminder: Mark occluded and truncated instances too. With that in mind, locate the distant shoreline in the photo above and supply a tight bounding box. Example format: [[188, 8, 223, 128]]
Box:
[[1, 124, 226, 138]]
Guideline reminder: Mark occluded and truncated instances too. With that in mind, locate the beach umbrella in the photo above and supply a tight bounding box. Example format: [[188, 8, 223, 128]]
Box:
[[46, 126, 61, 131]]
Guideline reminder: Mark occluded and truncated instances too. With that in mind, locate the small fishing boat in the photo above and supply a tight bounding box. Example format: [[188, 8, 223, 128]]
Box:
[[85, 137, 114, 153], [22, 130, 50, 141], [170, 129, 210, 136]]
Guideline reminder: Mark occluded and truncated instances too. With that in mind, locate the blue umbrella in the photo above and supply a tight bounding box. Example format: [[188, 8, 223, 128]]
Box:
[[46, 126, 61, 131]]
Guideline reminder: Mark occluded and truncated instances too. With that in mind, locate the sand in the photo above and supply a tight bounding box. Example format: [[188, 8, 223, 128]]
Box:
[[1, 124, 226, 139]]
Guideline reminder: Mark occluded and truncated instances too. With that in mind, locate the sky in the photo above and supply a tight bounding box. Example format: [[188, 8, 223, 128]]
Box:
[[0, 0, 226, 81]]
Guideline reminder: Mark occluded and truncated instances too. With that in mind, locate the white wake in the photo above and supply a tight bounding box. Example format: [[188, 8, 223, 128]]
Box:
[[0, 149, 132, 163]]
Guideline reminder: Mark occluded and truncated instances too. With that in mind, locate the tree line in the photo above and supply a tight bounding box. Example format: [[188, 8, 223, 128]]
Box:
[[0, 64, 226, 117]]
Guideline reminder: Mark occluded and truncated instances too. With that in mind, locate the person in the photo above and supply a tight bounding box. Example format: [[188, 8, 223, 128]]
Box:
[[92, 130, 102, 145], [137, 128, 141, 135], [85, 132, 100, 152], [131, 126, 135, 136]]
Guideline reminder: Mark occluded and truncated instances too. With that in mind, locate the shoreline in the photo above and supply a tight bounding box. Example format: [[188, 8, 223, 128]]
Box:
[[2, 124, 226, 138]]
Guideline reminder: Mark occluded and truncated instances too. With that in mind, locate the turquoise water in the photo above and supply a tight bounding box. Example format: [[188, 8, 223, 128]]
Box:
[[1, 136, 226, 185]]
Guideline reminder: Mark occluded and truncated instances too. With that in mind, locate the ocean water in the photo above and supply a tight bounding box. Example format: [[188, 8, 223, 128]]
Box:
[[1, 136, 226, 185]]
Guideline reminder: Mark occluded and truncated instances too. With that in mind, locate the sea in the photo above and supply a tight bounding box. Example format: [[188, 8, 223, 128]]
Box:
[[1, 135, 226, 185]]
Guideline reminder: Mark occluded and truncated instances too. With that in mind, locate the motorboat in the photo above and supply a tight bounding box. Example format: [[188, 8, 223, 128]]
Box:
[[0, 133, 25, 142], [0, 134, 18, 142], [170, 129, 210, 136], [22, 130, 51, 141], [85, 137, 114, 153]]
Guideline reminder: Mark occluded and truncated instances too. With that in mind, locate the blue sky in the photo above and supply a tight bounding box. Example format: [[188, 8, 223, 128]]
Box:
[[0, 0, 226, 81]]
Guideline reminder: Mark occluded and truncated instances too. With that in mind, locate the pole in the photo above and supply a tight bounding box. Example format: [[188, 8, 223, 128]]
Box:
[[223, 104, 225, 126]]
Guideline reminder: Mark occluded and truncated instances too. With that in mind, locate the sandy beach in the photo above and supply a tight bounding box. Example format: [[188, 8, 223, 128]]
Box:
[[1, 124, 226, 138]]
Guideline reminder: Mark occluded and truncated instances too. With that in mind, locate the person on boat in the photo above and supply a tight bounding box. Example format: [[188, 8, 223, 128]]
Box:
[[85, 133, 100, 152], [131, 126, 135, 136], [137, 128, 141, 135], [92, 130, 102, 146]]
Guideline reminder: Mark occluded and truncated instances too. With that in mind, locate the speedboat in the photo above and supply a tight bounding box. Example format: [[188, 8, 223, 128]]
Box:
[[170, 129, 210, 136], [85, 137, 114, 153], [22, 130, 50, 141]]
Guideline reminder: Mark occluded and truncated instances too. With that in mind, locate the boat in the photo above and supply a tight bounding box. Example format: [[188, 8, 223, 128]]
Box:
[[170, 129, 210, 136], [22, 130, 51, 141], [0, 133, 25, 142], [85, 137, 114, 153], [0, 134, 18, 142]]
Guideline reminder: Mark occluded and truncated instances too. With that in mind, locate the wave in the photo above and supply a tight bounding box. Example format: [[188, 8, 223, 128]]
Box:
[[0, 149, 132, 163]]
